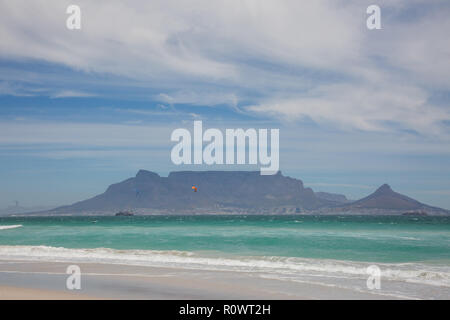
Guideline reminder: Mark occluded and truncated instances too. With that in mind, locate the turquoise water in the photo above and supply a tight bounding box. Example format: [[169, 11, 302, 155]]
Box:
[[1, 215, 449, 264]]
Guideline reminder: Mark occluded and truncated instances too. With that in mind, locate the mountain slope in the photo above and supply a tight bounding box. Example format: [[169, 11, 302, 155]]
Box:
[[315, 192, 350, 204], [50, 170, 325, 214], [35, 172, 449, 215], [336, 184, 448, 215]]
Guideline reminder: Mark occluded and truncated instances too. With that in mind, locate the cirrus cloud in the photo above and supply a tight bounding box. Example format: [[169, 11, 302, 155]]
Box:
[[0, 0, 449, 136]]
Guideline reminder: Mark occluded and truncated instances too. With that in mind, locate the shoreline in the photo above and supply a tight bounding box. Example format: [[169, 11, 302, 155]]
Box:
[[1, 215, 449, 300], [0, 259, 408, 300], [0, 245, 449, 300]]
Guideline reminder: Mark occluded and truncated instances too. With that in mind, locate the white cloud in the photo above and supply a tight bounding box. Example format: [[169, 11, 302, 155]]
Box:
[[51, 90, 95, 98], [0, 121, 173, 147], [155, 91, 239, 108], [0, 81, 35, 96], [114, 107, 201, 119], [246, 82, 450, 135], [0, 0, 449, 135]]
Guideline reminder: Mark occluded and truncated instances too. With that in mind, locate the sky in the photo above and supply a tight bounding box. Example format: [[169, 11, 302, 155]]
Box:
[[0, 0, 450, 209]]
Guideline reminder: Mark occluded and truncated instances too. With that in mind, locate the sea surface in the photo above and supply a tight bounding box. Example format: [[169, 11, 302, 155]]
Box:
[[0, 215, 449, 299]]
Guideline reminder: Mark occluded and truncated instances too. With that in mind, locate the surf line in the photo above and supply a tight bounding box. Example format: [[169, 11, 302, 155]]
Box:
[[170, 121, 279, 175], [0, 225, 22, 230]]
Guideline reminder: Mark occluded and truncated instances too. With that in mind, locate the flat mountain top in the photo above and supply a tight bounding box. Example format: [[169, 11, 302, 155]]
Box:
[[50, 170, 323, 214]]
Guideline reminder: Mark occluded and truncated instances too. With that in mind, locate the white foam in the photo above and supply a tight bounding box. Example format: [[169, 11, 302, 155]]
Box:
[[0, 245, 449, 289], [0, 225, 22, 230]]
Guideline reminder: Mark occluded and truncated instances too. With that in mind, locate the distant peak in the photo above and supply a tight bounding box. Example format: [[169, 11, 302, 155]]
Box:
[[135, 170, 160, 179], [375, 184, 393, 194]]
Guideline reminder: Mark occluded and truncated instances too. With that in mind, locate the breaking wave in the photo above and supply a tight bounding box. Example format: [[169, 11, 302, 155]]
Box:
[[0, 245, 449, 288], [0, 225, 22, 230]]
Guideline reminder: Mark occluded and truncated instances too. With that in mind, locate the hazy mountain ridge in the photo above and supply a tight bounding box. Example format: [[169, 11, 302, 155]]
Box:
[[315, 192, 350, 204], [24, 170, 450, 216], [50, 170, 323, 214], [320, 184, 449, 216], [0, 205, 55, 216]]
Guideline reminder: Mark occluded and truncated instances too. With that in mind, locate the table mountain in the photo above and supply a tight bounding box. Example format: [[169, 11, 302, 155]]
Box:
[[49, 170, 325, 214], [35, 171, 449, 215]]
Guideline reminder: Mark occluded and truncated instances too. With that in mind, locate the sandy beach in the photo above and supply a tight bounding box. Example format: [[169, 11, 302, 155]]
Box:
[[0, 259, 409, 300]]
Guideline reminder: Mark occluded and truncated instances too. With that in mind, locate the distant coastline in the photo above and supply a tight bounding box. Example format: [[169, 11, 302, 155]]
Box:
[[7, 209, 449, 217]]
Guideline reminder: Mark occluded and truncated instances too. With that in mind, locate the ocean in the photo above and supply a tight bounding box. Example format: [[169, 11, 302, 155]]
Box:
[[1, 215, 449, 299]]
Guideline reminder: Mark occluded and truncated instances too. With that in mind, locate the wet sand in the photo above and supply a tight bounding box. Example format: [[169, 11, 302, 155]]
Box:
[[0, 285, 98, 300], [0, 259, 402, 300]]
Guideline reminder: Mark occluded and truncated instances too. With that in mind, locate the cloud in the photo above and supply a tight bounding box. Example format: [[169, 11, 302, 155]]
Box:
[[0, 0, 449, 136], [155, 91, 239, 108], [20, 149, 164, 160], [50, 90, 96, 98], [114, 107, 201, 119], [0, 121, 173, 147], [0, 81, 35, 97], [246, 82, 450, 135]]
